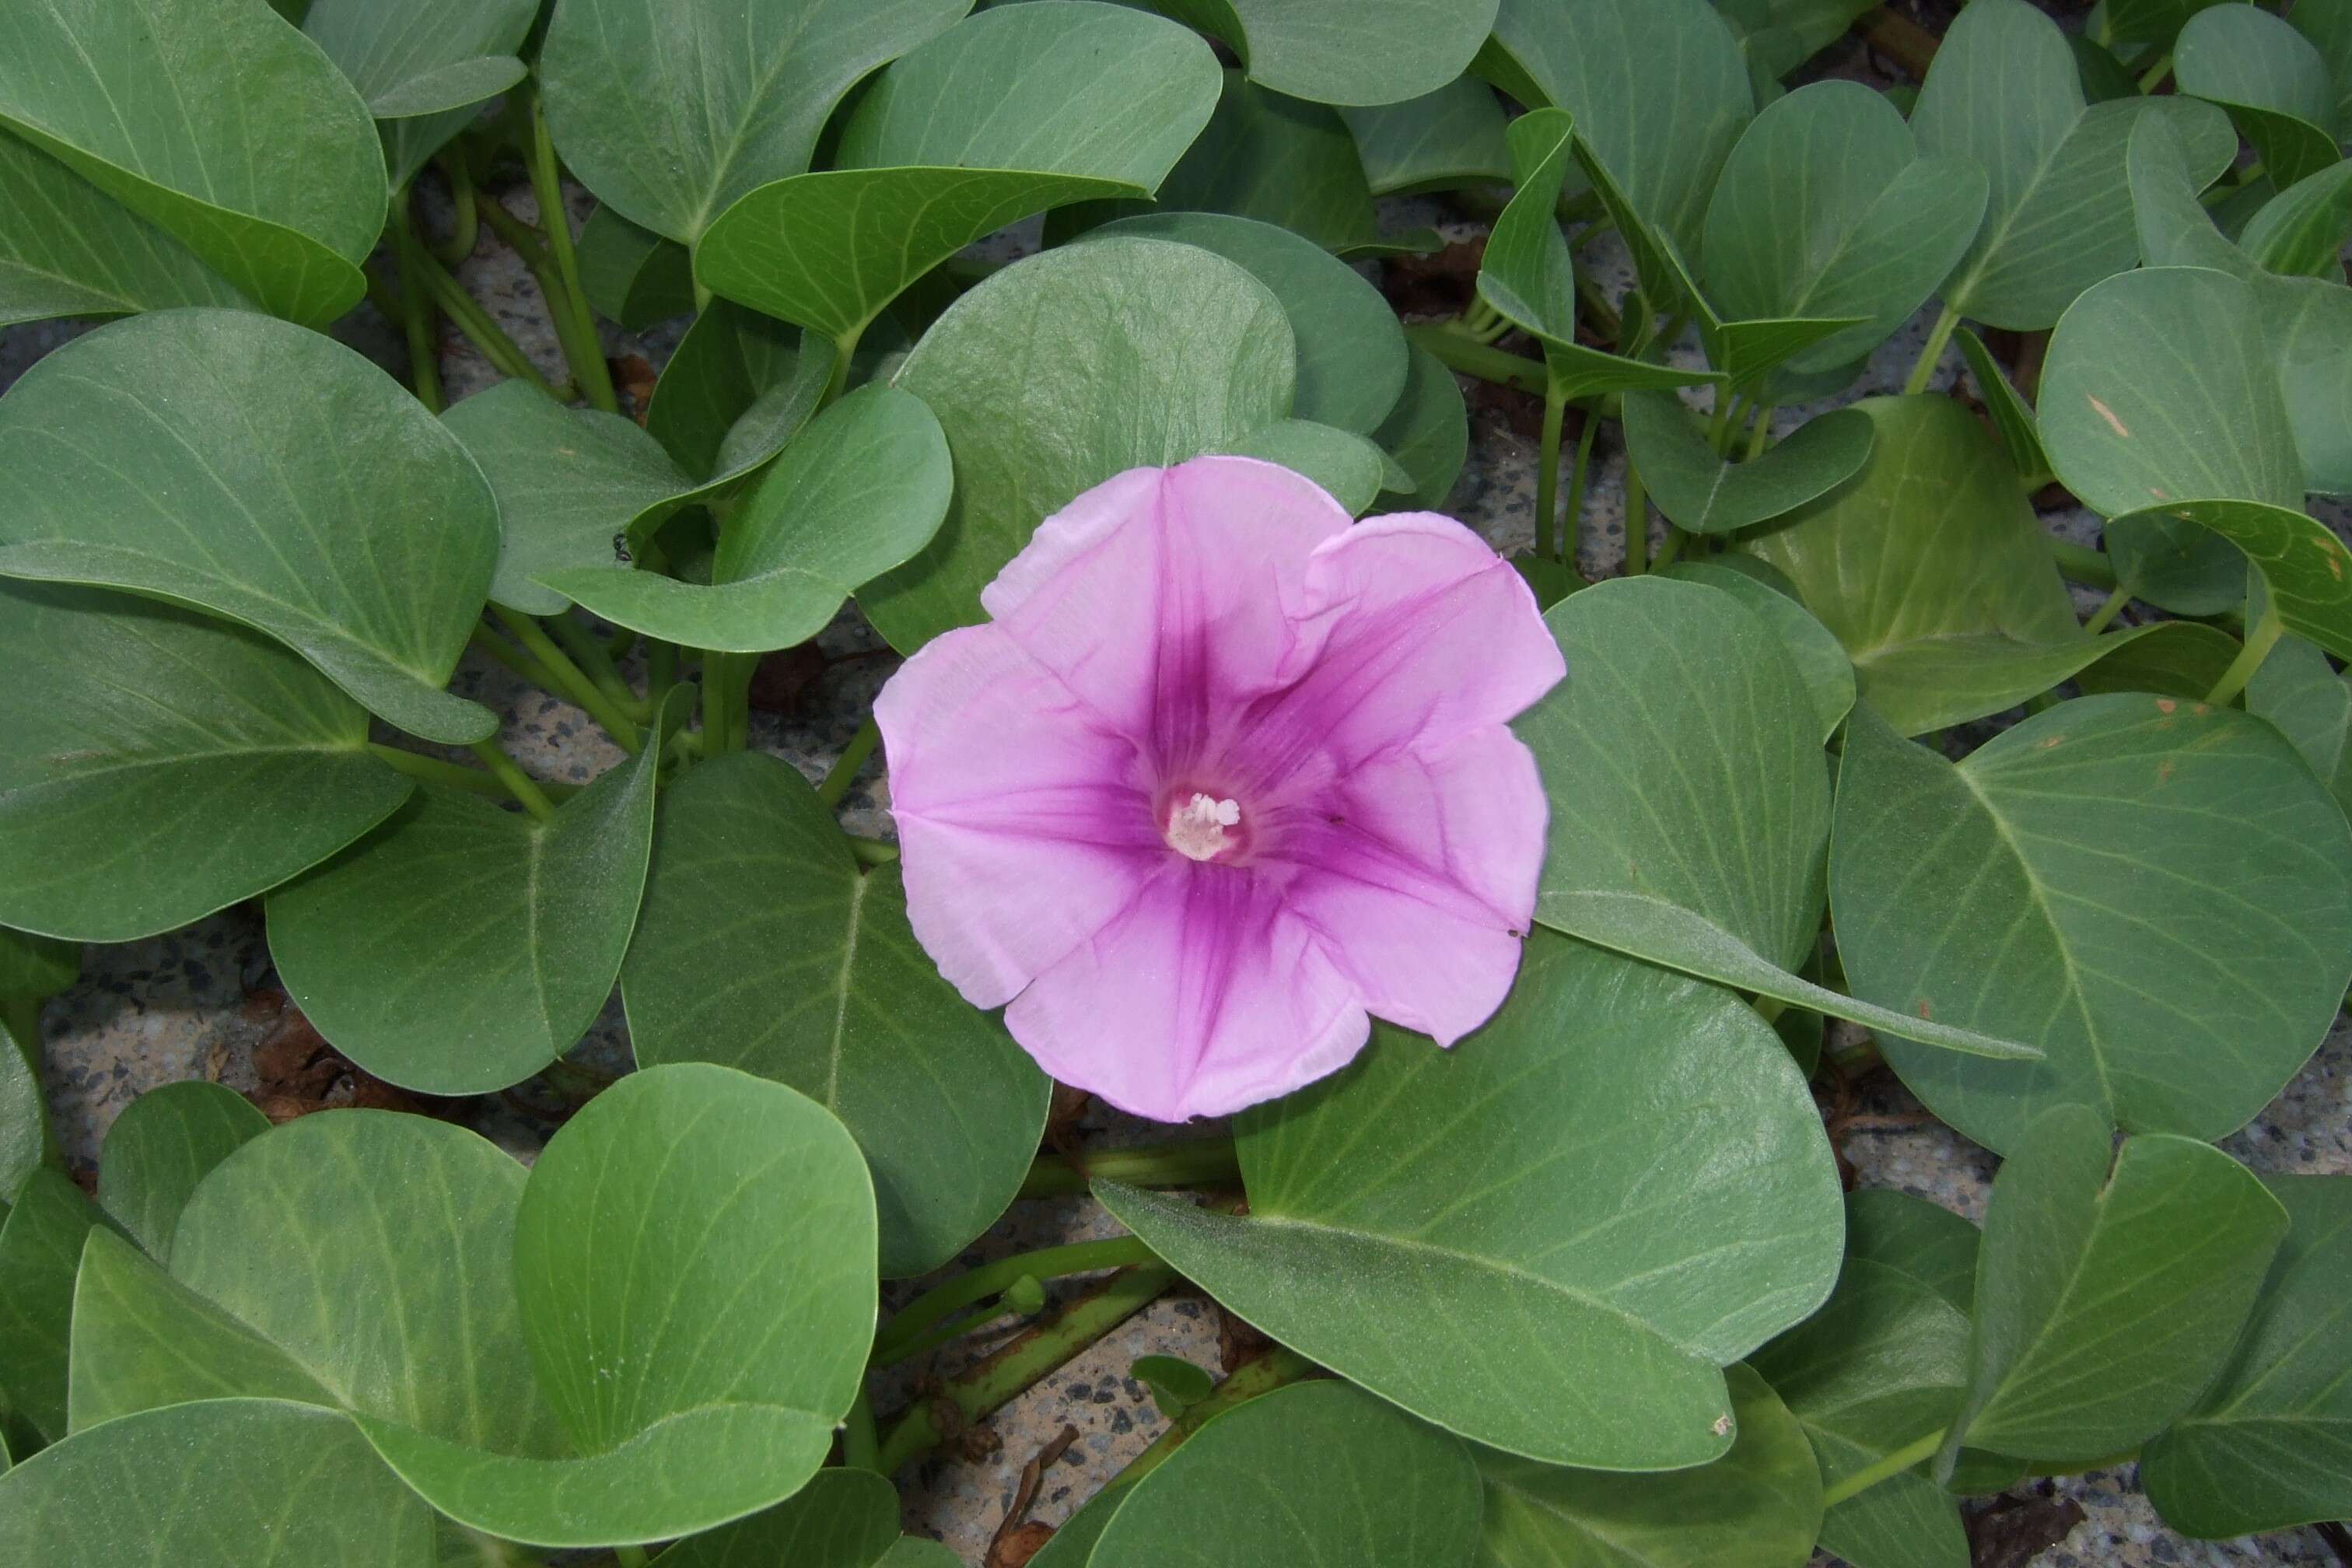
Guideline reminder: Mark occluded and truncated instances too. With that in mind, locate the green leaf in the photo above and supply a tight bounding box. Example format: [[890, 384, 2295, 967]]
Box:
[[2249, 633, 2352, 814], [0, 0, 384, 325], [2291, 0, 2352, 133], [0, 930, 75, 999], [1952, 327, 2049, 483], [1657, 559, 1855, 744], [1214, 419, 1390, 514], [0, 135, 248, 328], [1090, 212, 1407, 435], [1623, 394, 1874, 535], [1370, 343, 1471, 512], [266, 694, 681, 1096], [2141, 1174, 2352, 1538], [1945, 1105, 2288, 1466], [1483, 0, 1752, 262], [1130, 1355, 1216, 1419], [2240, 163, 2352, 278], [1103, 930, 1843, 1469], [652, 1469, 902, 1566], [0, 1399, 437, 1566], [1740, 396, 2229, 735], [1090, 1381, 1482, 1561], [1475, 1364, 1823, 1568], [538, 0, 967, 244], [1339, 76, 1512, 196], [577, 208, 697, 331], [2069, 32, 2141, 103], [1701, 82, 1988, 377], [2177, 3, 2343, 192], [547, 384, 952, 653], [1164, 0, 1500, 107], [622, 752, 1048, 1278], [1520, 572, 2039, 1062], [94, 1080, 268, 1257], [0, 1168, 110, 1442], [303, 0, 538, 187], [1832, 697, 2352, 1153], [698, 2, 1220, 342], [647, 303, 837, 489], [0, 310, 501, 744], [0, 1026, 42, 1218], [0, 580, 411, 943], [860, 237, 1294, 651], [359, 1064, 877, 1547], [2098, 0, 2231, 51], [1913, 0, 2236, 328], [1845, 1189, 1979, 1317]]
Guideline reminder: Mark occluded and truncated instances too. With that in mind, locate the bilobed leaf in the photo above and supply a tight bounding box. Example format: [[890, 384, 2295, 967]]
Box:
[[651, 1469, 902, 1566], [0, 135, 247, 328], [1622, 393, 1874, 534], [1165, 0, 1501, 107], [2249, 633, 2352, 814], [0, 0, 384, 324], [1832, 698, 2352, 1154], [645, 302, 834, 483], [1104, 931, 1844, 1469], [0, 1168, 111, 1442], [622, 753, 1048, 1278], [860, 237, 1294, 651], [1370, 344, 1471, 512], [1944, 1105, 2287, 1466], [2239, 163, 2352, 278], [2140, 1174, 2352, 1538], [1089, 1381, 1482, 1562], [1952, 327, 2049, 483], [95, 1080, 268, 1258], [0, 581, 411, 943], [2176, 3, 2343, 191], [576, 208, 697, 331], [538, 0, 967, 244], [1475, 1364, 1824, 1568], [0, 1399, 437, 1567], [1658, 559, 1855, 744], [1339, 76, 1512, 195], [303, 0, 538, 187], [548, 385, 952, 653], [0, 310, 501, 745], [1519, 572, 2038, 1062], [697, 2, 1220, 343]]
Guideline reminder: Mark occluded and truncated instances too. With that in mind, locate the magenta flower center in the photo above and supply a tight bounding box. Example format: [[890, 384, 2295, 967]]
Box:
[[1162, 789, 1244, 862]]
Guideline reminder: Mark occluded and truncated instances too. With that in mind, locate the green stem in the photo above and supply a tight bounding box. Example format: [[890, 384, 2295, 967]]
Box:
[[369, 742, 550, 803], [2049, 538, 2119, 590], [848, 836, 900, 867], [612, 1549, 649, 1568], [1653, 525, 1692, 572], [524, 90, 619, 415], [842, 1385, 880, 1472], [1744, 402, 1774, 460], [823, 331, 859, 407], [2137, 51, 2173, 93], [1623, 454, 1649, 577], [818, 717, 882, 809], [495, 609, 642, 753], [872, 1262, 1178, 1475], [1902, 305, 1961, 397], [411, 243, 558, 397], [546, 614, 653, 723], [468, 740, 559, 821], [874, 1299, 1025, 1368], [701, 652, 754, 754], [2206, 604, 2283, 706], [1821, 1428, 1946, 1508], [474, 191, 553, 271], [1709, 390, 1742, 453], [1019, 1138, 1242, 1200], [471, 622, 572, 697], [432, 153, 480, 267], [2081, 583, 2131, 636], [1098, 1349, 1314, 1499], [1405, 324, 1549, 396], [387, 191, 446, 413], [1574, 275, 1622, 345], [873, 1237, 1159, 1364], [1559, 404, 1601, 569], [1535, 383, 1569, 565]]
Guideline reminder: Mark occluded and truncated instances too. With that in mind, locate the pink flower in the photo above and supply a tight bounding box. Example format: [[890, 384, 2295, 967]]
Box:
[[875, 457, 1564, 1122]]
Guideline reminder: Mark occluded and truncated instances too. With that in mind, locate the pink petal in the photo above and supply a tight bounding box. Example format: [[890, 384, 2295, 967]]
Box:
[[1241, 513, 1566, 779], [1005, 862, 1371, 1122], [1274, 725, 1547, 1045], [979, 457, 1353, 768], [876, 623, 1163, 1009]]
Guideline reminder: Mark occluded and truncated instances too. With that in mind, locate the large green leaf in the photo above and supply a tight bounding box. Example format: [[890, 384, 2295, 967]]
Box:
[[1089, 1381, 1483, 1562], [646, 303, 834, 483], [1214, 418, 1391, 514], [860, 237, 1294, 651], [1913, 0, 2235, 328], [0, 0, 384, 324], [2291, 0, 2352, 132], [266, 694, 681, 1096], [1475, 1364, 1823, 1568], [1944, 1105, 2287, 1466], [1658, 558, 1855, 743], [1157, 0, 1500, 107], [548, 385, 951, 653], [653, 1469, 901, 1567], [2240, 162, 2352, 277], [622, 752, 1048, 1278], [1702, 82, 1986, 379], [303, 0, 537, 188], [2249, 632, 2352, 814], [359, 1065, 877, 1547], [1832, 698, 2352, 1154], [1519, 572, 2037, 1062], [1339, 76, 1512, 195], [0, 135, 247, 327], [0, 1399, 436, 1566], [1104, 931, 1843, 1469], [1740, 396, 2233, 735], [2141, 1174, 2352, 1538], [2176, 3, 2343, 191], [1952, 327, 2050, 483], [94, 1080, 268, 1258], [0, 580, 411, 943], [1370, 342, 1471, 511], [0, 310, 501, 744], [0, 1168, 110, 1443], [577, 208, 697, 331], [697, 2, 1220, 343], [1622, 393, 1873, 535], [538, 0, 968, 245]]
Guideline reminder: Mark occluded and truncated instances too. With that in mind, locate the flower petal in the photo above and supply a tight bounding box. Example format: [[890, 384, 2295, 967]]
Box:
[[1005, 862, 1370, 1122], [979, 457, 1352, 768], [1274, 725, 1547, 1045], [877, 623, 1164, 1009]]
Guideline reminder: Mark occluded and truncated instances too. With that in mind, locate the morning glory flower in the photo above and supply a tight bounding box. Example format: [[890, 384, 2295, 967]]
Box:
[[875, 457, 1565, 1122]]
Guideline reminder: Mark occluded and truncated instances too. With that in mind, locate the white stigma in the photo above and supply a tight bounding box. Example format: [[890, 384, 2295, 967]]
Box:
[[1165, 793, 1241, 861]]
